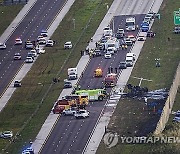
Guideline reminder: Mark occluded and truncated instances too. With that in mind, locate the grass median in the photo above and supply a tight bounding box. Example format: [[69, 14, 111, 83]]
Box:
[[97, 0, 180, 153], [0, 4, 23, 36], [0, 0, 114, 153]]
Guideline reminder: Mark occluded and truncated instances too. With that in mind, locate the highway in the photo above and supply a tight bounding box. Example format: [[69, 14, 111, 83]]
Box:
[[0, 0, 67, 97], [40, 0, 158, 153]]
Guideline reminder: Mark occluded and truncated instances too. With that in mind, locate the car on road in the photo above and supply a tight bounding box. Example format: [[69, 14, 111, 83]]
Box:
[[64, 80, 72, 88], [0, 43, 6, 49], [46, 39, 54, 47], [25, 41, 34, 49], [14, 53, 22, 60], [74, 109, 89, 119], [119, 62, 127, 69], [14, 80, 21, 87], [30, 49, 37, 57], [25, 56, 34, 63], [15, 38, 23, 45], [128, 35, 136, 43], [40, 30, 48, 37], [137, 35, 146, 41], [64, 41, 72, 49], [62, 108, 76, 116], [0, 131, 13, 139], [104, 53, 111, 59], [38, 38, 46, 45]]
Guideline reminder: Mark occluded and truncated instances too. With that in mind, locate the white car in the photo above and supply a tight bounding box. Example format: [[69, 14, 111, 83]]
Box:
[[74, 109, 89, 119], [0, 131, 13, 139], [25, 41, 34, 49], [104, 53, 111, 59], [30, 49, 37, 57], [15, 38, 22, 45], [38, 38, 46, 45], [25, 56, 34, 63], [14, 53, 21, 60], [137, 35, 146, 41], [0, 43, 6, 49], [64, 41, 72, 49], [62, 108, 76, 116], [128, 35, 136, 43], [46, 39, 54, 47], [36, 48, 45, 54], [40, 30, 48, 37]]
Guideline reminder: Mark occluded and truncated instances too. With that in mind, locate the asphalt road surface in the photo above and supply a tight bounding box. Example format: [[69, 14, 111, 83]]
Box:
[[0, 0, 67, 97], [40, 14, 145, 154], [40, 0, 158, 153]]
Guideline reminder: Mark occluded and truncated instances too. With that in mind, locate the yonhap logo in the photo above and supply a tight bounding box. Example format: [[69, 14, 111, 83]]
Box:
[[103, 132, 118, 148]]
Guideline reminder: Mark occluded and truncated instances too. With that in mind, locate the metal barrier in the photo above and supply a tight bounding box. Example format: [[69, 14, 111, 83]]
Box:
[[154, 62, 180, 135]]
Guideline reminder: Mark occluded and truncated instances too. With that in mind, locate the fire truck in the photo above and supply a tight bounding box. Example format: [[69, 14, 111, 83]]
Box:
[[104, 73, 117, 87], [94, 68, 103, 77], [75, 89, 107, 101], [52, 95, 88, 114]]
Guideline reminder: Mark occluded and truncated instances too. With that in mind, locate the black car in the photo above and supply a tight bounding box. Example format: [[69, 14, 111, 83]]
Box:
[[14, 80, 21, 87], [94, 49, 102, 57], [119, 62, 127, 69], [147, 31, 156, 37]]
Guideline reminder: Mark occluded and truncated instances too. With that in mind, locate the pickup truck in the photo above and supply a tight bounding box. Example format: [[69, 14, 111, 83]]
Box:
[[74, 110, 89, 119], [62, 108, 76, 116]]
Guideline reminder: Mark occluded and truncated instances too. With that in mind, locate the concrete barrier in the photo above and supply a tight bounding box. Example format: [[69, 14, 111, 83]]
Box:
[[154, 63, 180, 135]]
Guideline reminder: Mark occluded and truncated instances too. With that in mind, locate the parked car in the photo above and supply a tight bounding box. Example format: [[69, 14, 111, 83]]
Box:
[[46, 39, 54, 47], [62, 108, 76, 116], [173, 26, 180, 34], [147, 31, 156, 37], [0, 131, 13, 139], [25, 56, 34, 63], [104, 53, 111, 59], [40, 30, 48, 37], [64, 41, 72, 49], [0, 43, 6, 49], [74, 109, 89, 119], [38, 38, 46, 45], [25, 41, 34, 49], [36, 48, 45, 54], [64, 80, 72, 88], [173, 117, 180, 122], [137, 35, 146, 41], [15, 38, 23, 45], [30, 49, 37, 57], [14, 80, 21, 87], [14, 53, 21, 60], [119, 62, 127, 69]]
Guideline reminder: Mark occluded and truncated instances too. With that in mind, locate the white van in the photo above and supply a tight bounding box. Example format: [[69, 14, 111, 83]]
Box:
[[125, 56, 134, 67], [126, 53, 136, 61]]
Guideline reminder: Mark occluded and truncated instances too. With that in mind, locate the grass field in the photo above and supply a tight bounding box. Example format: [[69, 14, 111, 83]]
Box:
[[0, 0, 114, 153], [0, 4, 23, 36], [97, 0, 180, 153]]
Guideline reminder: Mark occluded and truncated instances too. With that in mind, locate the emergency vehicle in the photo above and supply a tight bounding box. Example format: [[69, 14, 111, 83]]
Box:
[[75, 89, 107, 101], [104, 73, 117, 87], [52, 95, 88, 114], [94, 68, 103, 77]]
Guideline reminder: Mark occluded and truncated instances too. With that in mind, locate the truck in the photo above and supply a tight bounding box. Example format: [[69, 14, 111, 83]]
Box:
[[104, 38, 119, 51], [104, 73, 117, 87], [125, 17, 136, 31], [75, 89, 107, 101], [52, 95, 88, 114], [68, 67, 78, 80]]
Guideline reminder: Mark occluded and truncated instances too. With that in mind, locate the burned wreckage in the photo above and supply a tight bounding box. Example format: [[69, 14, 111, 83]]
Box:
[[124, 84, 169, 100]]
